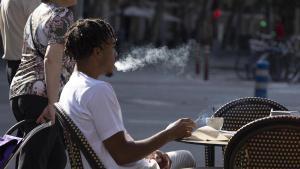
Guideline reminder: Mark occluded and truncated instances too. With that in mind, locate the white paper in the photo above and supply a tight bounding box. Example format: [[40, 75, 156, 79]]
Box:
[[186, 126, 234, 141]]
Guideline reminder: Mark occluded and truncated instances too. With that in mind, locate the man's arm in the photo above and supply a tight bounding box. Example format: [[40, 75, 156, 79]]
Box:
[[103, 118, 195, 165]]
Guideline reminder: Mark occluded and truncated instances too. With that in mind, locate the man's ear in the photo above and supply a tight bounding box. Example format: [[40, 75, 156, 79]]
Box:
[[93, 47, 102, 57]]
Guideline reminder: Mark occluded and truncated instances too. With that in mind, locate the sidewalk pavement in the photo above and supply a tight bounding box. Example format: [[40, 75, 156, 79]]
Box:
[[1, 57, 300, 167], [104, 66, 300, 167]]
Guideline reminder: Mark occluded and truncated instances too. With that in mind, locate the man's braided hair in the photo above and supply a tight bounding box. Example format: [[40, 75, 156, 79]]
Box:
[[64, 18, 116, 61]]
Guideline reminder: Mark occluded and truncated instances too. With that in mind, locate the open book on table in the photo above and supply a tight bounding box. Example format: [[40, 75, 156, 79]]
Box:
[[185, 126, 236, 141]]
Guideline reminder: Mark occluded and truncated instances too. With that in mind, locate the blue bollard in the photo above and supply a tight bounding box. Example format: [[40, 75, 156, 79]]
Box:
[[255, 59, 270, 98]]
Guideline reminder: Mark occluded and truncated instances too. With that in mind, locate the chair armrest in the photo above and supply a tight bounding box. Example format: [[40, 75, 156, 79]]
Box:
[[5, 119, 36, 135]]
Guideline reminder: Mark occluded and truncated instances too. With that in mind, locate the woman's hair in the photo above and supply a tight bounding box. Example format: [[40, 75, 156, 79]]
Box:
[[41, 0, 50, 2], [64, 18, 116, 61]]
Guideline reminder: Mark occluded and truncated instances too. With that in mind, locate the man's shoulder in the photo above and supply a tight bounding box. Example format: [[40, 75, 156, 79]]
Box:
[[70, 76, 114, 96], [65, 73, 116, 102], [89, 81, 115, 95]]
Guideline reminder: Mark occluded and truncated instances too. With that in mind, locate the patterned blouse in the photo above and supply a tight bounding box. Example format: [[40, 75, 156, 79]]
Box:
[[10, 3, 74, 99]]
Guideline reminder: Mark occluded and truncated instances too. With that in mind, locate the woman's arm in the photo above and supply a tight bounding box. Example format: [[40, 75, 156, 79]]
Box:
[[36, 44, 64, 123]]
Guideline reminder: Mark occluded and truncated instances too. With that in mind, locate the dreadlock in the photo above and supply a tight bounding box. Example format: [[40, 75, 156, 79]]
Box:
[[64, 18, 116, 61]]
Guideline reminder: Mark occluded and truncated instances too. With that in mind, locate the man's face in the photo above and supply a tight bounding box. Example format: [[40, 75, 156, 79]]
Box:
[[100, 39, 117, 77]]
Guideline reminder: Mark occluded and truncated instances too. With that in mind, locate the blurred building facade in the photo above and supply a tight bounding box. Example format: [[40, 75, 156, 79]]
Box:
[[80, 0, 300, 51]]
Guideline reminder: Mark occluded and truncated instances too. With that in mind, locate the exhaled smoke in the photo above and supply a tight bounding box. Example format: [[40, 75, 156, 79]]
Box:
[[115, 43, 191, 72], [195, 112, 212, 128]]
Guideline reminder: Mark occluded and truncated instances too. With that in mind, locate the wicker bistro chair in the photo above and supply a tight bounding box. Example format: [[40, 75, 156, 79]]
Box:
[[224, 115, 300, 169], [1, 120, 52, 169], [205, 97, 288, 167], [54, 103, 106, 169]]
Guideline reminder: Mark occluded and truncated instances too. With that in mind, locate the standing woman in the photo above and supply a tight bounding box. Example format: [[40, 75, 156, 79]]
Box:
[[9, 0, 77, 168]]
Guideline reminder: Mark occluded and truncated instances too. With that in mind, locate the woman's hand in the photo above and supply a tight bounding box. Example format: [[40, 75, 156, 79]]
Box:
[[36, 104, 55, 124], [154, 150, 171, 169]]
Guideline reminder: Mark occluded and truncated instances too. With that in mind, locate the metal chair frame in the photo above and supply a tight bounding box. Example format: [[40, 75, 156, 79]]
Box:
[[2, 120, 52, 169]]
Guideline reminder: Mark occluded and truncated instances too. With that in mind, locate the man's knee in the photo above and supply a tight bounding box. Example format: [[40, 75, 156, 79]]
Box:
[[167, 150, 196, 169], [178, 150, 196, 167]]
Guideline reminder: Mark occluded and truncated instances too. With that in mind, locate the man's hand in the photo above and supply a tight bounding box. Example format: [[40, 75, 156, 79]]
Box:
[[36, 104, 55, 124], [165, 118, 196, 140], [147, 150, 171, 169], [155, 150, 171, 169]]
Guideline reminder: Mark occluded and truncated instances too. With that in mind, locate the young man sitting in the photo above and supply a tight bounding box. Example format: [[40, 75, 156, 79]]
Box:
[[59, 18, 197, 169]]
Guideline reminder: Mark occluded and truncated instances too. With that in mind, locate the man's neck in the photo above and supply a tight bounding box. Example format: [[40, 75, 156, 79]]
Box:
[[76, 62, 102, 79]]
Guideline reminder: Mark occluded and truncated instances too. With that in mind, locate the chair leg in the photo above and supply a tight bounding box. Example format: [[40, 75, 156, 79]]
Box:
[[205, 145, 215, 167]]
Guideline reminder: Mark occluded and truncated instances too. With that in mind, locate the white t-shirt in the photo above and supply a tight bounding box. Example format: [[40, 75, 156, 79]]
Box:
[[59, 71, 159, 169]]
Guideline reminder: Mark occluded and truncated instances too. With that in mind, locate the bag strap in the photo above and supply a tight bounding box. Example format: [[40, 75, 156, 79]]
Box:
[[29, 14, 44, 58]]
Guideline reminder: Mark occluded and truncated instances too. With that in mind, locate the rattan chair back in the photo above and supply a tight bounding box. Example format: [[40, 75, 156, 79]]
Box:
[[54, 103, 106, 169], [224, 116, 300, 169], [205, 97, 288, 167], [213, 97, 288, 131]]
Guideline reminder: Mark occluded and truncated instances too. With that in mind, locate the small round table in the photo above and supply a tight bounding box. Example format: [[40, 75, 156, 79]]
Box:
[[177, 139, 228, 167], [178, 139, 228, 146]]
